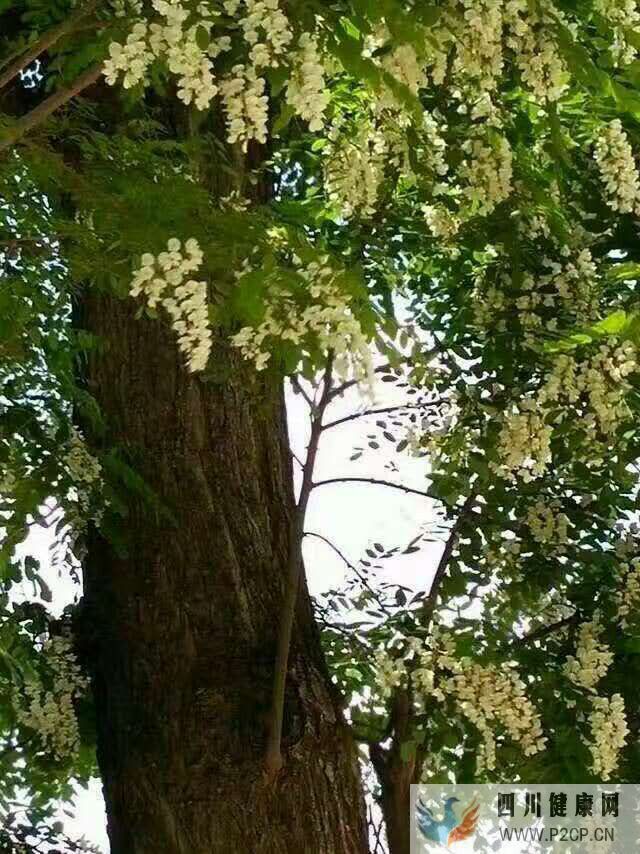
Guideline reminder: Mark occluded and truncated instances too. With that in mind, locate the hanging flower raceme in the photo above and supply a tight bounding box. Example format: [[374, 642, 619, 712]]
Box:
[[285, 33, 329, 133], [237, 0, 293, 68], [459, 133, 513, 217], [594, 120, 640, 215], [219, 64, 269, 148], [564, 619, 614, 692], [130, 238, 212, 372], [14, 634, 89, 761], [524, 499, 570, 550], [324, 118, 387, 218], [614, 556, 640, 628], [594, 0, 640, 66], [587, 694, 629, 780], [102, 0, 316, 143], [492, 399, 553, 482], [373, 632, 546, 774], [231, 257, 375, 394], [104, 0, 232, 109]]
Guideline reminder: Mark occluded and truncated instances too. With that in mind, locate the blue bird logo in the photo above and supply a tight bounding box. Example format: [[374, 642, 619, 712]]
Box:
[[416, 795, 479, 851]]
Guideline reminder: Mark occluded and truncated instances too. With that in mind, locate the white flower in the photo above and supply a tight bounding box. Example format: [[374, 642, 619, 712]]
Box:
[[325, 118, 387, 218], [231, 258, 375, 395], [594, 120, 640, 215], [564, 620, 614, 692], [130, 238, 212, 372], [587, 693, 628, 780], [459, 134, 513, 217], [14, 634, 89, 761], [220, 64, 269, 149], [594, 0, 640, 65], [286, 33, 329, 132], [237, 0, 293, 68]]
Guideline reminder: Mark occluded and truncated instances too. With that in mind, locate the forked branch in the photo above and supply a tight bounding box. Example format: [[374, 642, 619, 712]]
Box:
[[0, 1, 98, 91], [0, 62, 102, 153], [264, 357, 334, 780]]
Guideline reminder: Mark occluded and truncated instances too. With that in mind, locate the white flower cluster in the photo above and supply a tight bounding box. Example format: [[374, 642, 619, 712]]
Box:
[[444, 659, 547, 773], [504, 0, 569, 102], [232, 258, 375, 393], [459, 135, 513, 217], [540, 342, 638, 438], [614, 556, 640, 627], [63, 429, 102, 514], [424, 111, 450, 180], [220, 64, 269, 148], [104, 1, 232, 109], [587, 694, 629, 780], [431, 0, 568, 102], [64, 430, 102, 489], [379, 41, 428, 109], [493, 400, 553, 482], [424, 204, 460, 240], [495, 336, 637, 480], [130, 238, 212, 372], [111, 0, 143, 17], [325, 119, 387, 218], [474, 248, 599, 345], [594, 0, 640, 65], [564, 620, 614, 692], [15, 635, 89, 761], [103, 21, 152, 89], [237, 0, 292, 68], [524, 499, 569, 549], [373, 632, 546, 774], [451, 0, 505, 92], [285, 33, 329, 133], [594, 120, 640, 215]]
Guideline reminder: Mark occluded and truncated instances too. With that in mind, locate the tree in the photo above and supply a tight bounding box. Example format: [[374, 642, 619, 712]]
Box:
[[2, 1, 640, 853]]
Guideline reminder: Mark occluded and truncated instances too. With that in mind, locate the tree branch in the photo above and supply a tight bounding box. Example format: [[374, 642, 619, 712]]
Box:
[[327, 363, 394, 401], [304, 530, 391, 615], [313, 476, 432, 500], [290, 375, 315, 410], [513, 613, 579, 648], [0, 62, 102, 153], [419, 493, 476, 625], [264, 356, 334, 780], [321, 400, 445, 431], [0, 2, 98, 91]]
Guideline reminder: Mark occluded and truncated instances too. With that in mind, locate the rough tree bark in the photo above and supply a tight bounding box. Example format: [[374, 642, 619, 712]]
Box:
[[77, 293, 369, 853], [0, 11, 369, 845], [370, 692, 420, 854]]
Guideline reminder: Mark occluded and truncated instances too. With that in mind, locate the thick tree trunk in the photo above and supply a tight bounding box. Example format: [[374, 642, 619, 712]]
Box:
[[370, 693, 419, 854], [77, 293, 368, 854], [371, 746, 413, 854]]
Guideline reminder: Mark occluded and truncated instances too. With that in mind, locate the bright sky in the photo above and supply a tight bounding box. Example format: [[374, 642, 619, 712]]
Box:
[[15, 375, 442, 851]]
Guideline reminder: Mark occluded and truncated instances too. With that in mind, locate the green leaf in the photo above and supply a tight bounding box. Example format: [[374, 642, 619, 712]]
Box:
[[195, 25, 210, 52]]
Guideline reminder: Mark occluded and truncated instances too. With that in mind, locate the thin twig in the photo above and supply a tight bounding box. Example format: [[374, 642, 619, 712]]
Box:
[[327, 363, 394, 401], [290, 450, 304, 469], [0, 62, 102, 153], [304, 530, 391, 615], [321, 400, 445, 431], [264, 356, 334, 780], [513, 613, 579, 648], [313, 476, 432, 500], [419, 493, 476, 625], [290, 375, 315, 410], [0, 1, 98, 91]]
